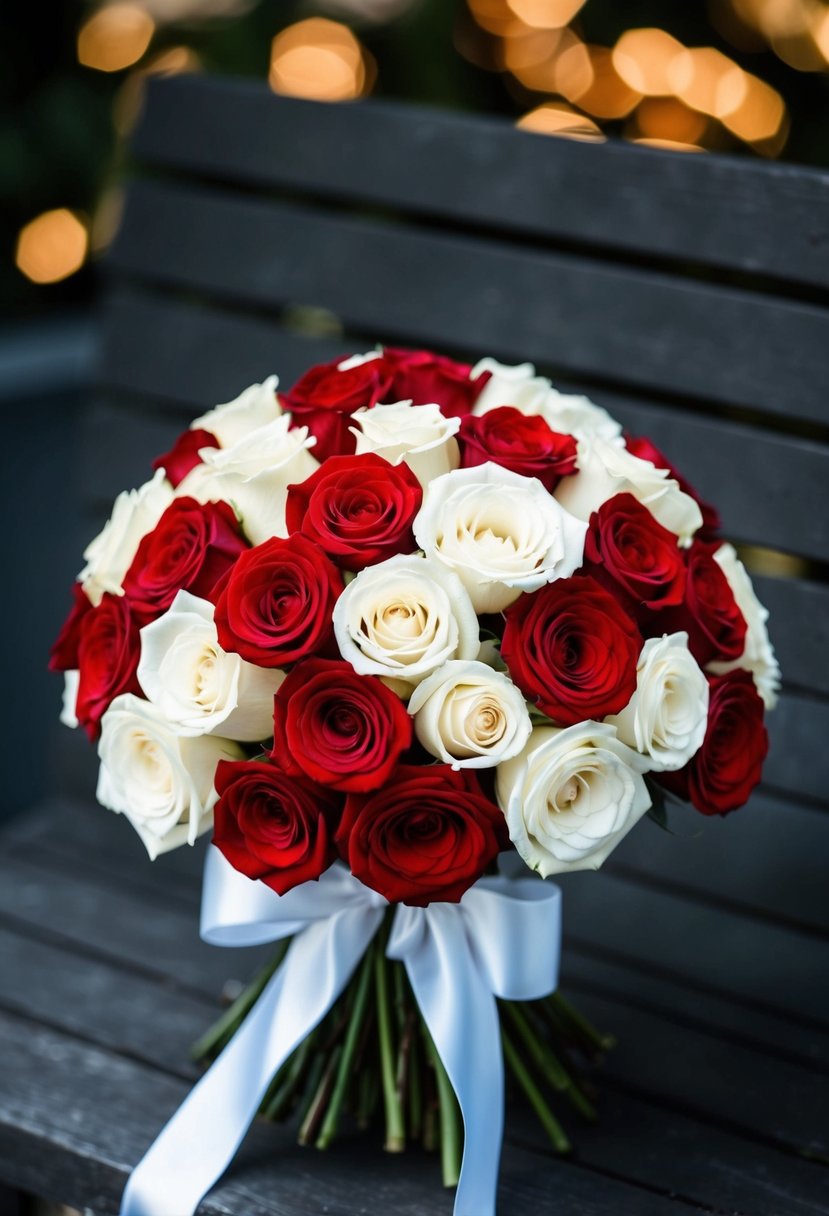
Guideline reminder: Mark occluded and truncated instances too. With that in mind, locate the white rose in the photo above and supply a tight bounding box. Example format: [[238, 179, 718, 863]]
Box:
[[96, 694, 243, 859], [190, 377, 281, 448], [60, 670, 80, 729], [337, 350, 383, 370], [407, 659, 532, 769], [540, 387, 623, 444], [176, 415, 318, 546], [471, 358, 550, 415], [413, 463, 587, 613], [606, 633, 709, 771], [350, 400, 460, 487], [707, 543, 781, 709], [555, 437, 702, 546], [79, 468, 174, 605], [333, 553, 480, 688], [137, 591, 284, 741], [496, 722, 651, 877]]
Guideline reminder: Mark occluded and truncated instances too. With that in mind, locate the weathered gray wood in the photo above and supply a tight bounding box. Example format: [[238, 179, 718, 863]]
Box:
[[134, 76, 829, 292], [108, 179, 829, 424]]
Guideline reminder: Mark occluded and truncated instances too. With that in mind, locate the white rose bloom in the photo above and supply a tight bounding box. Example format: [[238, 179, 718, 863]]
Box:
[[540, 387, 623, 444], [97, 694, 243, 859], [470, 358, 550, 416], [496, 722, 651, 877], [191, 376, 281, 448], [176, 414, 318, 546], [79, 468, 174, 605], [408, 659, 532, 770], [413, 463, 587, 613], [350, 400, 460, 487], [337, 350, 383, 370], [555, 437, 702, 546], [333, 553, 480, 688], [61, 670, 80, 729], [707, 543, 781, 709], [137, 592, 285, 741], [606, 633, 709, 772]]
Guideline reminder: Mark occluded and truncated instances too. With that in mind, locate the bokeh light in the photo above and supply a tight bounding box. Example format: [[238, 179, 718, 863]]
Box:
[[269, 18, 372, 101], [15, 210, 89, 284], [667, 47, 748, 118], [517, 102, 605, 141], [506, 0, 586, 29], [77, 4, 155, 73], [611, 28, 684, 95]]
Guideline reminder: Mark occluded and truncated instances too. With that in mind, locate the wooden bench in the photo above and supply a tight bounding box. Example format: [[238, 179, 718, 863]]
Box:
[[2, 73, 828, 1214]]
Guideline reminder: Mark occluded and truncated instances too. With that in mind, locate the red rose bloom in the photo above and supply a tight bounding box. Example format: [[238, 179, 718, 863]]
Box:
[[582, 493, 686, 625], [49, 584, 93, 672], [152, 428, 219, 488], [457, 406, 578, 493], [75, 593, 144, 739], [271, 658, 412, 792], [385, 347, 487, 420], [122, 497, 248, 617], [215, 533, 344, 667], [285, 454, 422, 571], [213, 759, 341, 896], [502, 576, 643, 725], [336, 765, 505, 906], [282, 354, 393, 462], [660, 670, 768, 815], [625, 434, 721, 538], [665, 541, 747, 667]]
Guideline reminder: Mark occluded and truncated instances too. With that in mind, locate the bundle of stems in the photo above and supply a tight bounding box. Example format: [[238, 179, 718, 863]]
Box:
[[192, 913, 614, 1186]]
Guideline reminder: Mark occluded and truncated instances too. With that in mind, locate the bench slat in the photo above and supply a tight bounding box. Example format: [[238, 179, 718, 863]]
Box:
[[109, 179, 829, 426], [133, 76, 829, 292]]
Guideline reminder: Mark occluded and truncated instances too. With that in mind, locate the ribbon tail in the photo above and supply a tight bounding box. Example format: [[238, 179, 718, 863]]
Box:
[[393, 905, 503, 1216], [120, 905, 385, 1216]]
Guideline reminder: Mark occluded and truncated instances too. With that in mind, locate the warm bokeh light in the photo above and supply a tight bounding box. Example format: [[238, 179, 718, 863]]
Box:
[[468, 0, 523, 37], [77, 4, 155, 73], [632, 97, 708, 144], [632, 137, 705, 153], [550, 31, 594, 101], [113, 44, 201, 136], [499, 27, 563, 74], [269, 19, 370, 101], [721, 71, 787, 142], [517, 102, 605, 141], [505, 0, 586, 29], [668, 47, 748, 117], [576, 46, 641, 118], [611, 28, 684, 95], [15, 210, 89, 284], [813, 7, 829, 63]]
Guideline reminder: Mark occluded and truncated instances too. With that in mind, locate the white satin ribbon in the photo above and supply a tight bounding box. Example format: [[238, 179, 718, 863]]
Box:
[[120, 849, 561, 1216]]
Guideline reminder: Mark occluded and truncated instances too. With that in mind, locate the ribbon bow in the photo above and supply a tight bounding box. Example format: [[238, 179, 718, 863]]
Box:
[[120, 849, 562, 1216]]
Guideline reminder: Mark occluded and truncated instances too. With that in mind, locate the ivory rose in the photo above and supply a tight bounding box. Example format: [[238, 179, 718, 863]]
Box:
[[190, 377, 282, 448], [177, 415, 318, 546], [606, 633, 709, 771], [96, 693, 243, 858], [407, 659, 532, 769], [471, 358, 622, 442], [333, 553, 480, 687], [79, 468, 174, 605], [350, 400, 461, 487], [556, 437, 703, 546], [496, 722, 651, 876], [413, 463, 587, 613], [707, 543, 781, 709], [137, 592, 285, 741]]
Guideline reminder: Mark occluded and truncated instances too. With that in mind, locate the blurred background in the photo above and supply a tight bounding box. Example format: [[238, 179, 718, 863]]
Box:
[[1, 0, 828, 819]]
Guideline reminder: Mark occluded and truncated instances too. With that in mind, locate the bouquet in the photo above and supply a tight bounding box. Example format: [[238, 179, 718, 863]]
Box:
[[51, 347, 778, 1216]]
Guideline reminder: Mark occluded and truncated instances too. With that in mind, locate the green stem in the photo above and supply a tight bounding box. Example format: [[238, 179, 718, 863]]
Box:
[[424, 1027, 463, 1188], [547, 993, 616, 1055], [376, 932, 406, 1151], [298, 1046, 342, 1146], [190, 943, 289, 1062], [501, 1027, 571, 1155], [502, 1002, 596, 1121], [316, 948, 375, 1149], [261, 1029, 317, 1121]]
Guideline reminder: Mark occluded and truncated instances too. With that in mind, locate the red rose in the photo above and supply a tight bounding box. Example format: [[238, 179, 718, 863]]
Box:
[[625, 434, 721, 538], [271, 658, 412, 792], [457, 406, 577, 492], [502, 576, 642, 725], [285, 454, 422, 571], [152, 428, 219, 488], [385, 347, 487, 420], [336, 764, 505, 905], [122, 497, 248, 617], [49, 584, 93, 672], [660, 671, 768, 815], [75, 593, 144, 739], [214, 533, 344, 667], [213, 759, 340, 896], [282, 354, 394, 462], [582, 493, 686, 625], [664, 540, 747, 666]]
